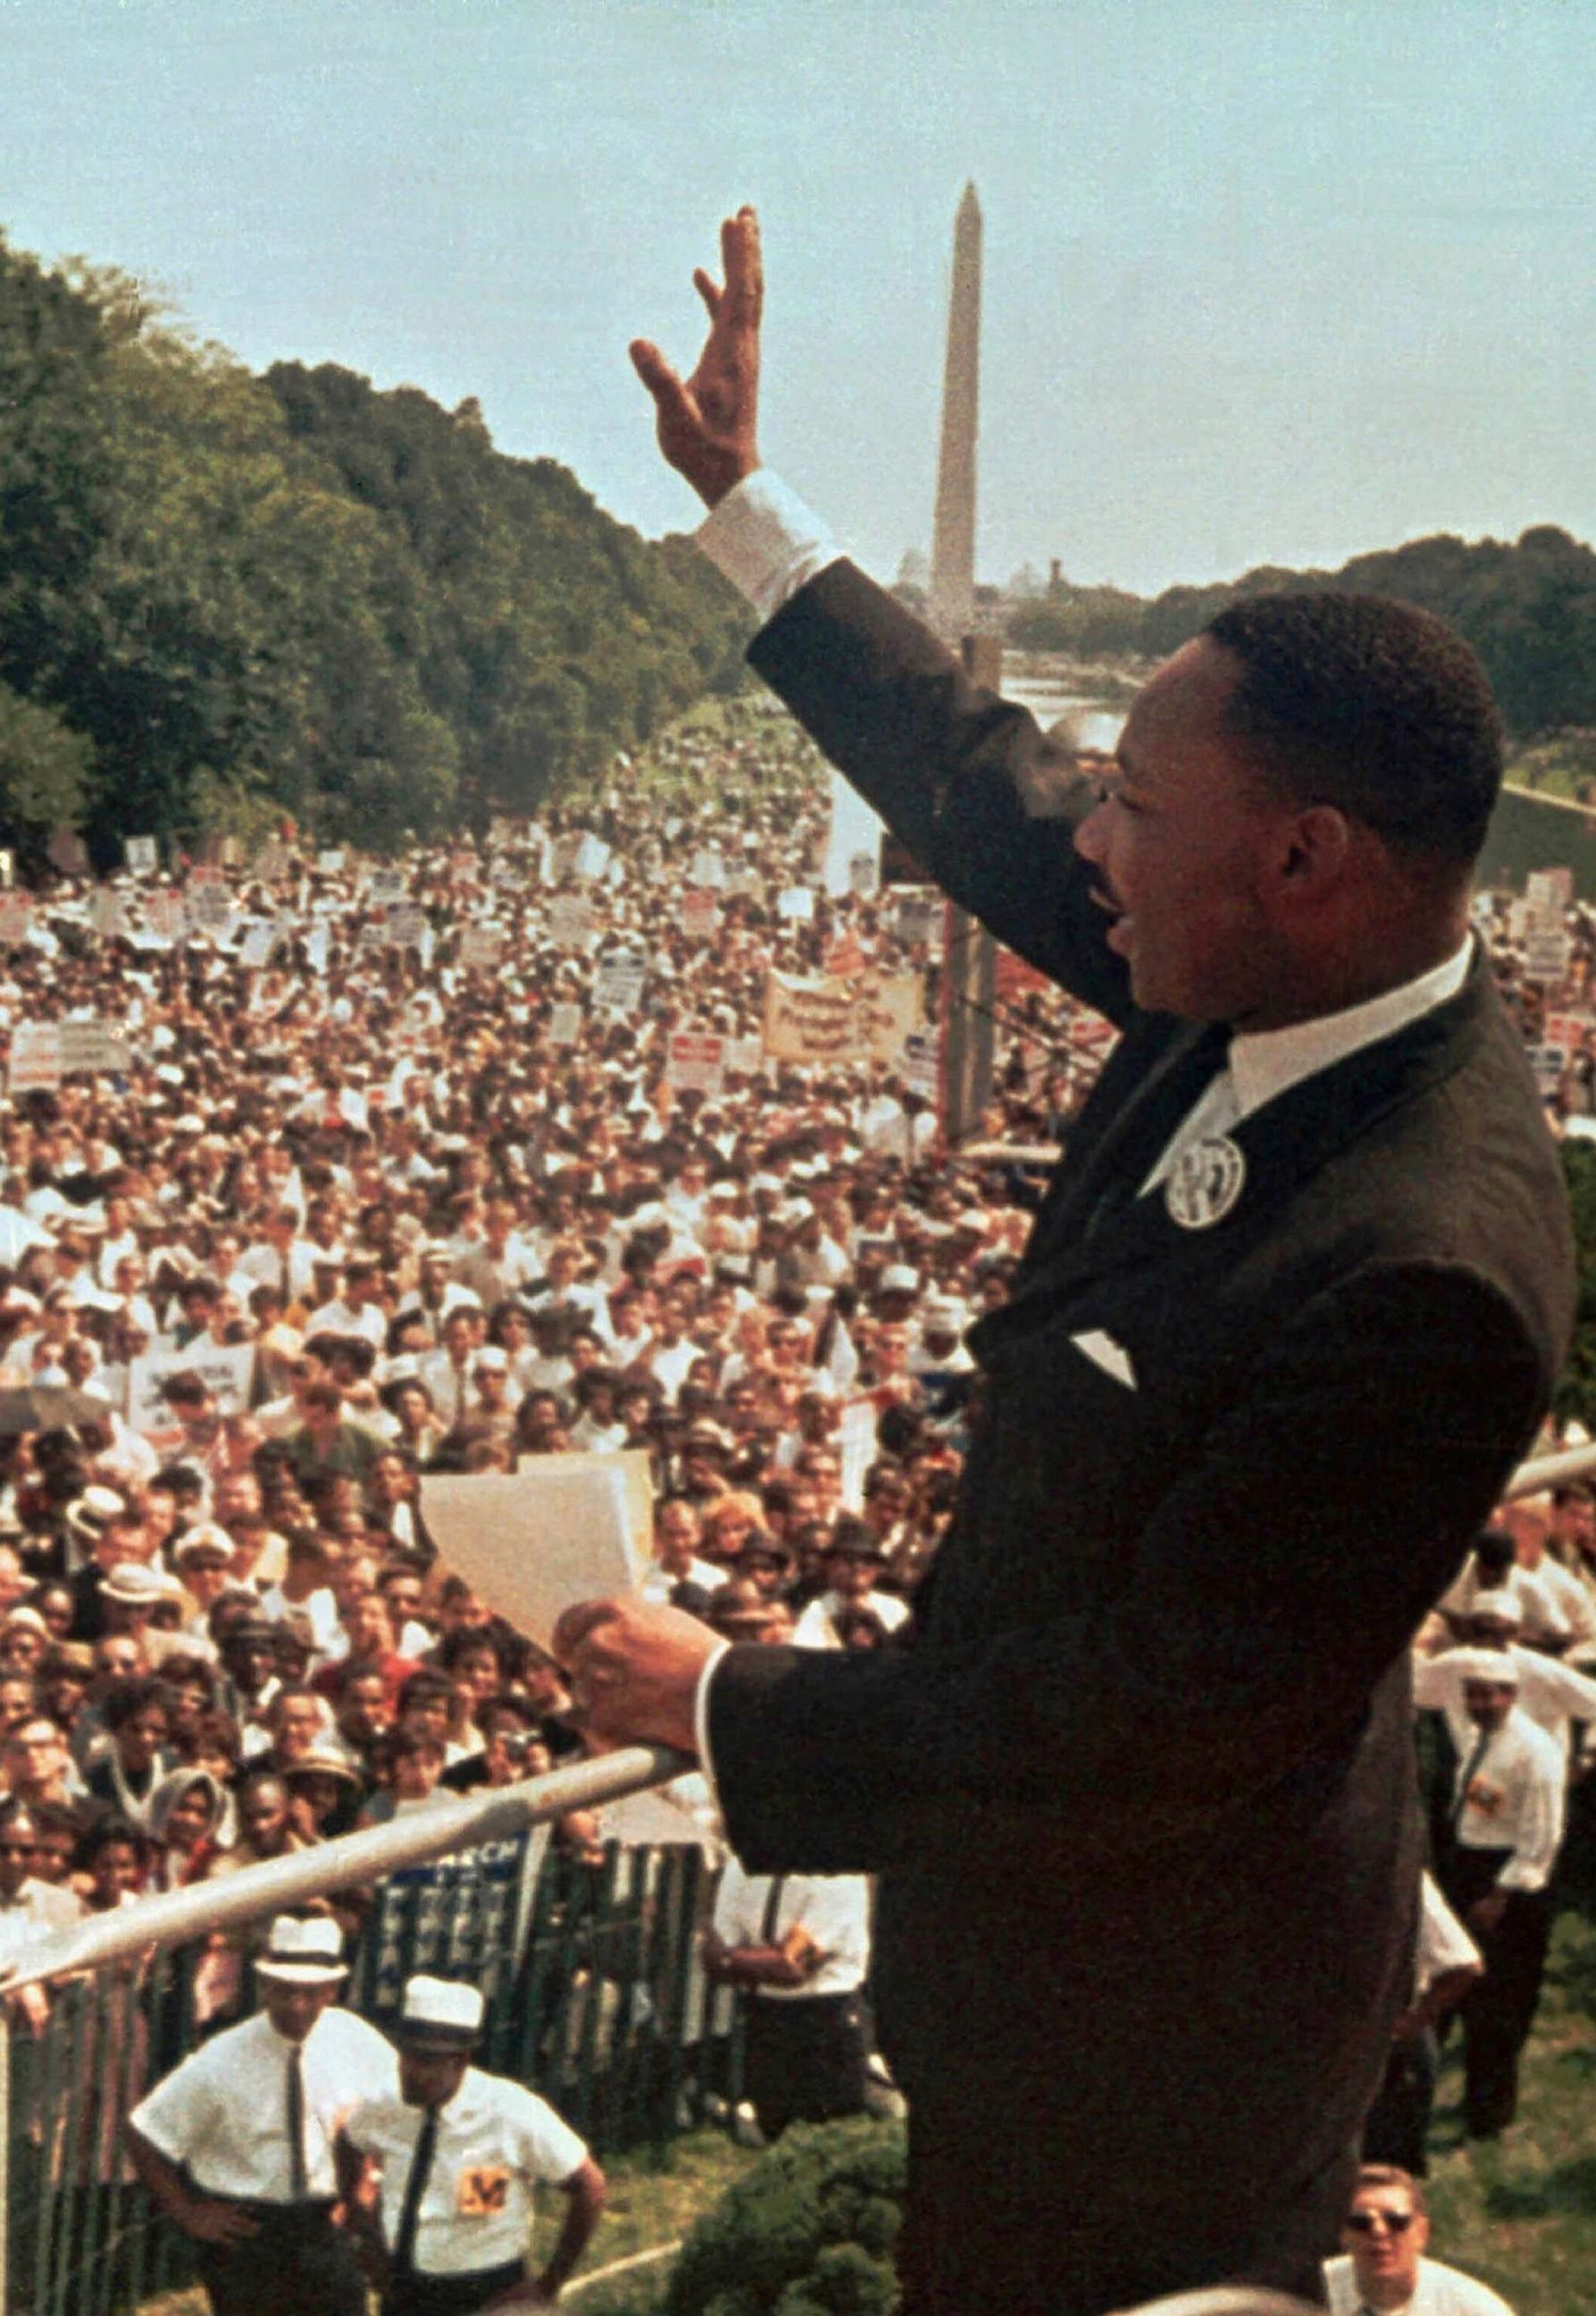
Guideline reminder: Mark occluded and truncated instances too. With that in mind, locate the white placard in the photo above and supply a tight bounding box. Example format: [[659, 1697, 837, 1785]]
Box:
[[317, 848, 346, 875], [690, 847, 724, 890], [593, 954, 647, 1014], [144, 893, 184, 944], [458, 926, 504, 970], [572, 833, 611, 881], [778, 886, 815, 922], [420, 1454, 650, 1650], [185, 878, 231, 933], [547, 896, 595, 948], [89, 888, 124, 939], [1527, 868, 1574, 914], [58, 1020, 130, 1077], [386, 904, 429, 949], [682, 890, 721, 942], [367, 867, 406, 906], [237, 921, 277, 970], [547, 1001, 584, 1047], [126, 1340, 256, 1435], [124, 836, 159, 876], [8, 1022, 60, 1094], [902, 1028, 941, 1101], [666, 1032, 725, 1097], [1524, 930, 1572, 985], [847, 848, 880, 898]]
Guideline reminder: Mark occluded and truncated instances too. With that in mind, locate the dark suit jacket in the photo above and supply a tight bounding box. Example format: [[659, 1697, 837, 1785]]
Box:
[[706, 562, 1575, 2291]]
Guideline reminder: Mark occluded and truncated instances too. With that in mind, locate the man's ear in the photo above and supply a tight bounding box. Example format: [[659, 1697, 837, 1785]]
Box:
[[1277, 803, 1352, 893]]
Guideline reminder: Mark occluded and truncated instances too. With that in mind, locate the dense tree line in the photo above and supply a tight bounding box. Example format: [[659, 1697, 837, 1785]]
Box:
[[1010, 525, 1596, 740], [0, 233, 750, 862]]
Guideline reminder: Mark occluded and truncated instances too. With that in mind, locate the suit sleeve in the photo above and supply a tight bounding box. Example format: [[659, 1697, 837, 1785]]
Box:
[[709, 1259, 1550, 1873], [749, 561, 1133, 1025]]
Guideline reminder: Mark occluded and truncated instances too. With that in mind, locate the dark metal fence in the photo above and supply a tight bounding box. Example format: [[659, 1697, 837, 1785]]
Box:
[[4, 1835, 738, 2315]]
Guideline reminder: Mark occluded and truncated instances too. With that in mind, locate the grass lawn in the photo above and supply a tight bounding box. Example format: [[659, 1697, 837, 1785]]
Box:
[[1425, 1909, 1596, 2316]]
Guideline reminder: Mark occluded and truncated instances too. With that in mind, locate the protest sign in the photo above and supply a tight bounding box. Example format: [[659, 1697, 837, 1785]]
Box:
[[762, 970, 924, 1068], [59, 1020, 131, 1077], [124, 836, 159, 876], [724, 1037, 765, 1077], [458, 925, 504, 970], [386, 904, 429, 949], [547, 895, 594, 948], [185, 873, 231, 934], [1529, 1044, 1570, 1097], [682, 889, 721, 942], [0, 894, 32, 946], [1527, 867, 1574, 915], [777, 886, 815, 922], [144, 893, 184, 944], [237, 921, 277, 970], [690, 846, 724, 890], [89, 888, 124, 940], [547, 1001, 583, 1047], [8, 1022, 60, 1095], [572, 832, 611, 881], [0, 851, 13, 889], [367, 867, 406, 906], [593, 952, 647, 1013], [421, 1454, 650, 1650], [316, 848, 346, 875], [126, 1341, 256, 1435], [1524, 929, 1572, 985], [896, 891, 942, 950], [902, 1028, 941, 1101], [666, 1031, 726, 1096]]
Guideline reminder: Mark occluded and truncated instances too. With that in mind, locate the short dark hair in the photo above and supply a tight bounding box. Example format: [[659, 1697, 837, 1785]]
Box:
[[1204, 592, 1503, 865]]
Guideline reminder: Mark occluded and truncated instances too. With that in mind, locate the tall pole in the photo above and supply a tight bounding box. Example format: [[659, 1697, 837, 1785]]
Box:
[[927, 182, 996, 1146]]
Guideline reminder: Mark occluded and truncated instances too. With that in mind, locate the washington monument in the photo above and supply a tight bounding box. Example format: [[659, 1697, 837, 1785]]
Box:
[[928, 180, 982, 648]]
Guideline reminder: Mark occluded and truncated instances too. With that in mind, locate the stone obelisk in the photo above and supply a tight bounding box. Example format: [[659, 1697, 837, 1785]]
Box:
[[928, 182, 997, 1144], [928, 181, 982, 647]]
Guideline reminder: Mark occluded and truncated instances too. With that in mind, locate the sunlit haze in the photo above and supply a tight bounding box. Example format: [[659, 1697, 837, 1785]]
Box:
[[5, 0, 1594, 595]]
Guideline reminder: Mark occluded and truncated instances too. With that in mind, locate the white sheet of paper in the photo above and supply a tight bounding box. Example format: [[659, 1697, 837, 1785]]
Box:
[[420, 1451, 653, 1650]]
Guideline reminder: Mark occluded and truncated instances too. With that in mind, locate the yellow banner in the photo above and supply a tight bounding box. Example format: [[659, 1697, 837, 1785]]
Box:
[[762, 970, 924, 1067]]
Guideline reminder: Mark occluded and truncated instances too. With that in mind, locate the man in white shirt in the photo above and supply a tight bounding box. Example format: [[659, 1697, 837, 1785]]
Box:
[[127, 1915, 395, 2314], [1414, 1597, 1596, 1766], [339, 1974, 605, 2314], [1323, 2164, 1514, 2316], [1429, 1650, 1566, 2139], [705, 1857, 872, 2143]]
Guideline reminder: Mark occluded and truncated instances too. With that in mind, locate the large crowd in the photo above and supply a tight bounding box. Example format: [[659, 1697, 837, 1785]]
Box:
[[0, 699, 1591, 2213]]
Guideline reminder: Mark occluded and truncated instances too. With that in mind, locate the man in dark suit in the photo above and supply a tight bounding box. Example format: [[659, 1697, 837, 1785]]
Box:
[[555, 211, 1575, 2313]]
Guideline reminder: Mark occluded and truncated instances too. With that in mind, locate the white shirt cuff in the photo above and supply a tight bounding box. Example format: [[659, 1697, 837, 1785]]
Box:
[[696, 471, 844, 626], [694, 1638, 731, 1791]]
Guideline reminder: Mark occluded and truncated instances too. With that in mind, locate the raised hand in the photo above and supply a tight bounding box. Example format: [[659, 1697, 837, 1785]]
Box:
[[631, 207, 763, 507]]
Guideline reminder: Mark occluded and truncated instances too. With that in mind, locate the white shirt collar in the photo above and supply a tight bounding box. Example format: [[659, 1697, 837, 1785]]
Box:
[[1227, 936, 1473, 1124]]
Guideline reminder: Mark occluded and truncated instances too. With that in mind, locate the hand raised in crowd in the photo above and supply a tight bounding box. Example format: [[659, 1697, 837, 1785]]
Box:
[[631, 205, 763, 506]]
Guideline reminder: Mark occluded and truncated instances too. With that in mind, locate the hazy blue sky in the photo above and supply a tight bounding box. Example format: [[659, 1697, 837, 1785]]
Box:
[[5, 1, 1595, 594]]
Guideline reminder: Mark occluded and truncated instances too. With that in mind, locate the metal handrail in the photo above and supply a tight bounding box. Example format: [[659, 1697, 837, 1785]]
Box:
[[2, 1435, 1588, 1990], [0, 1743, 691, 1991]]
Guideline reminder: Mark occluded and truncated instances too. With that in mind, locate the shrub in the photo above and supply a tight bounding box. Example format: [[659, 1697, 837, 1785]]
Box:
[[664, 2117, 907, 2316]]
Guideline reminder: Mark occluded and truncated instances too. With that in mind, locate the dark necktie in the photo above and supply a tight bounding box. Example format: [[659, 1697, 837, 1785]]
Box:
[[760, 1873, 788, 1947], [393, 2107, 440, 2277], [286, 2045, 308, 2199], [1451, 1727, 1493, 1837]]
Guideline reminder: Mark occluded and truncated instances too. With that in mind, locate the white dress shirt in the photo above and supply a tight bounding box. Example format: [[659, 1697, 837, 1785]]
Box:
[[711, 1856, 871, 1999], [342, 2068, 587, 2276], [130, 2004, 396, 2201]]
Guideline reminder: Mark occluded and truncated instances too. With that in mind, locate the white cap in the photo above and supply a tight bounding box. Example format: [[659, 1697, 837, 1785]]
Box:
[[1447, 1646, 1521, 1686], [398, 1974, 485, 2047]]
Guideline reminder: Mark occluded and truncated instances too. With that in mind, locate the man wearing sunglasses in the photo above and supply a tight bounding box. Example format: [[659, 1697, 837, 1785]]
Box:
[[1324, 2165, 1512, 2315]]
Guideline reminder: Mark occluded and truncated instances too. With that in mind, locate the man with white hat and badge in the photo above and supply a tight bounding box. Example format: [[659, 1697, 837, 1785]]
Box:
[[126, 1913, 394, 2313], [338, 1973, 606, 2313]]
